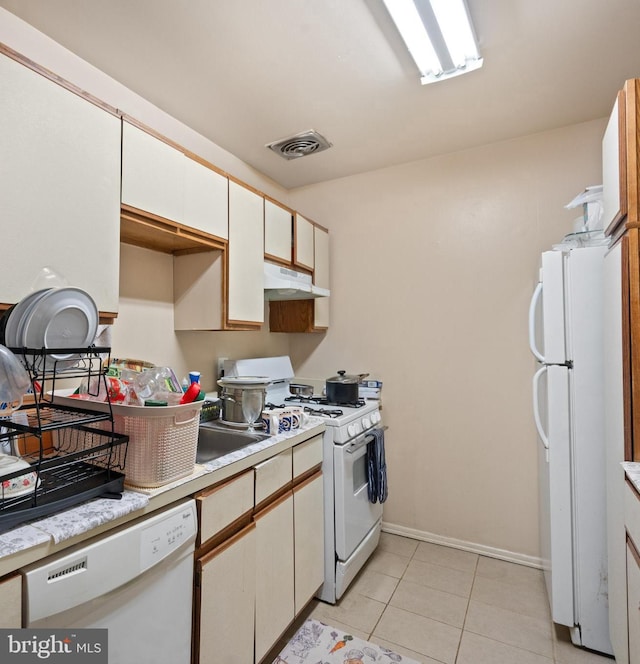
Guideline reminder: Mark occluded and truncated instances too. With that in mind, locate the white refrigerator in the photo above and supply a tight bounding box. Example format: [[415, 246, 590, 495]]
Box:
[[529, 244, 612, 655]]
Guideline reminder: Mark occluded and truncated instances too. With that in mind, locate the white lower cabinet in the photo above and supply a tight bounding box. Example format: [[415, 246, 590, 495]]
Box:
[[294, 471, 324, 614], [255, 492, 295, 663], [0, 573, 21, 628], [197, 524, 256, 664], [194, 436, 324, 664]]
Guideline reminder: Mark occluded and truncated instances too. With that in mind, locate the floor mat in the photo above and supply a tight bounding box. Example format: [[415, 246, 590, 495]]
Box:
[[273, 618, 422, 663]]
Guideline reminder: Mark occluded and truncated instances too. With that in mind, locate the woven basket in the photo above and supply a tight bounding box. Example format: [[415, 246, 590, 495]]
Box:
[[51, 393, 203, 488], [110, 402, 203, 488]]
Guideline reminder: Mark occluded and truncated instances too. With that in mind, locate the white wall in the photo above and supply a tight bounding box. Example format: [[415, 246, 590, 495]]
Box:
[[287, 119, 607, 562]]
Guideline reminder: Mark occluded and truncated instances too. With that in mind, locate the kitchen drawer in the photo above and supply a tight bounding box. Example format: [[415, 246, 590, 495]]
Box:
[[626, 479, 640, 552], [196, 470, 254, 546], [255, 448, 292, 506], [293, 434, 323, 479]]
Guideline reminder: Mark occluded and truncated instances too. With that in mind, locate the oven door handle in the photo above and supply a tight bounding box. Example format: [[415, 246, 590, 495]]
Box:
[[346, 425, 388, 454]]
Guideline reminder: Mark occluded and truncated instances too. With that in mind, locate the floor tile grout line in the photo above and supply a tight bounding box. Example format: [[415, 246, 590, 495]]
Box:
[[452, 553, 479, 664], [365, 542, 414, 641]]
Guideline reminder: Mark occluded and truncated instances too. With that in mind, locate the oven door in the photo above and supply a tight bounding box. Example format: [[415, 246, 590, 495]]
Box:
[[333, 428, 384, 561]]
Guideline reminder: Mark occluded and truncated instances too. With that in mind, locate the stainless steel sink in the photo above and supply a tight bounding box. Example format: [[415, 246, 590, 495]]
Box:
[[196, 421, 270, 463]]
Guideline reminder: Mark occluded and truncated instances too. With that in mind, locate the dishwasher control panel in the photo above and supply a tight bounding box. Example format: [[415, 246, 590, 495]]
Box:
[[140, 501, 197, 571]]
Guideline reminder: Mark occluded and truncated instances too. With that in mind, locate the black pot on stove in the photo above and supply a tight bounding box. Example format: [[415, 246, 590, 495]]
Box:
[[325, 370, 368, 405]]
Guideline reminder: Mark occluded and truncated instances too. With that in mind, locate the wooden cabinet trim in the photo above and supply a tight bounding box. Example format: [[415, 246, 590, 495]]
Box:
[[264, 253, 294, 267], [197, 520, 256, 566], [625, 80, 640, 224], [293, 468, 322, 492], [623, 235, 634, 462], [0, 42, 120, 118], [197, 511, 253, 555], [196, 468, 252, 499], [254, 488, 294, 520], [121, 206, 227, 254], [264, 195, 294, 215], [629, 534, 640, 568], [627, 232, 640, 461]]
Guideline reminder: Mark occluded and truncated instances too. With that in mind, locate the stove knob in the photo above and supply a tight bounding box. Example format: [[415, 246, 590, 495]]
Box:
[[347, 424, 357, 438], [372, 411, 381, 424], [362, 416, 371, 429]]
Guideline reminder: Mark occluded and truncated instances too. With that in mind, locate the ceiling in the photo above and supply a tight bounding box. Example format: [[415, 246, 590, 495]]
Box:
[[2, 0, 640, 189]]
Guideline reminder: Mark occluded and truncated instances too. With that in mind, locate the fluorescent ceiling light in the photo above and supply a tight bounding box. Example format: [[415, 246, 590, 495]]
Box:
[[382, 0, 482, 85]]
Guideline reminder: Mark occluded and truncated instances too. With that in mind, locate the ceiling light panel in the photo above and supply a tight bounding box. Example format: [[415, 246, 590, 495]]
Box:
[[382, 0, 482, 85]]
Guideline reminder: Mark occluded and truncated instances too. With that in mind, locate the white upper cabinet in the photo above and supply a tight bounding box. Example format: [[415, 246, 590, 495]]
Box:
[[122, 121, 184, 223], [183, 156, 228, 239], [122, 122, 228, 240], [264, 199, 293, 263], [228, 181, 265, 326], [314, 225, 330, 328], [294, 213, 315, 271], [0, 54, 121, 314]]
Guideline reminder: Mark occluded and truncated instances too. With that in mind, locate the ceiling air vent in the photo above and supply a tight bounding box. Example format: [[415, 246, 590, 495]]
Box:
[[266, 130, 332, 160]]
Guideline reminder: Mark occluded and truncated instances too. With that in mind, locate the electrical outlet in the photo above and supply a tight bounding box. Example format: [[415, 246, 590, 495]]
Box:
[[217, 357, 228, 379]]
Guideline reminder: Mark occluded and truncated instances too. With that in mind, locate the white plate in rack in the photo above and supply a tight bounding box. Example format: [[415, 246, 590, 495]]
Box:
[[21, 288, 98, 371], [3, 288, 52, 348], [0, 454, 39, 498]]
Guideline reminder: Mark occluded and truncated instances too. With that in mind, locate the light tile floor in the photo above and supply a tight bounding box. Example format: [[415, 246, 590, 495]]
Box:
[[270, 533, 615, 664]]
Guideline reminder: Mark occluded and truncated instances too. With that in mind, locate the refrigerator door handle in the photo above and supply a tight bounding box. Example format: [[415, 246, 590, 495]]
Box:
[[533, 365, 550, 454], [529, 281, 545, 363]]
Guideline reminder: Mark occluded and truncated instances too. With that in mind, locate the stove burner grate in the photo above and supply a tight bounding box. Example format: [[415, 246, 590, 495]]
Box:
[[303, 406, 344, 418], [284, 395, 366, 408]]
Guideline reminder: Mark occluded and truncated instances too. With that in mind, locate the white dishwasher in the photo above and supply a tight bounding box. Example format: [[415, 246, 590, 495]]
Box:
[[21, 499, 197, 664]]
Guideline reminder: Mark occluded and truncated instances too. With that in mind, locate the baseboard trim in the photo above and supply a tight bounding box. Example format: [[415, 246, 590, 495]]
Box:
[[381, 521, 543, 569]]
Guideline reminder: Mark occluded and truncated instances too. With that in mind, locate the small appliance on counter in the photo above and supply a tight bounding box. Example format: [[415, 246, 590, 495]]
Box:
[[223, 355, 387, 604]]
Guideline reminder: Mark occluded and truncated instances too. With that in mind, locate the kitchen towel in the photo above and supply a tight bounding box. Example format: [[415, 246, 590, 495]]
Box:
[[366, 427, 388, 504], [273, 618, 420, 663]]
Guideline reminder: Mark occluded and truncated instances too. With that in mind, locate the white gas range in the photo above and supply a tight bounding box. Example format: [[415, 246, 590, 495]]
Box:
[[223, 356, 386, 604]]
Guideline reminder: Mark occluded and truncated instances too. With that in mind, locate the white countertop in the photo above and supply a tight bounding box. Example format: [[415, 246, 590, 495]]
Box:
[[623, 461, 640, 493], [0, 418, 325, 575]]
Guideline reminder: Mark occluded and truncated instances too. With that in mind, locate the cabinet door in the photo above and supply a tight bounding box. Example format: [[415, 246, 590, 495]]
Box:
[[122, 121, 184, 223], [0, 573, 21, 628], [314, 226, 330, 329], [183, 157, 229, 239], [628, 540, 640, 664], [294, 214, 315, 271], [0, 54, 121, 314], [255, 492, 294, 662], [294, 472, 324, 613], [602, 93, 626, 233], [228, 181, 265, 325], [197, 524, 256, 664], [265, 200, 293, 263]]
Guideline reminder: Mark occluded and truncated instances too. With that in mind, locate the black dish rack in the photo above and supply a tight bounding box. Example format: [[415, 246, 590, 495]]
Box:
[[0, 346, 128, 532]]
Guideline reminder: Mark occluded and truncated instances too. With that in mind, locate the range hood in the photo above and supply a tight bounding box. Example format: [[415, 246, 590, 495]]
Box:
[[264, 262, 330, 301]]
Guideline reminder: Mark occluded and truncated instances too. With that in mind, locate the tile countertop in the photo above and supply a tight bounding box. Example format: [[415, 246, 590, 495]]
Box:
[[624, 461, 640, 493], [0, 418, 325, 577]]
